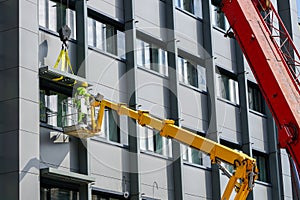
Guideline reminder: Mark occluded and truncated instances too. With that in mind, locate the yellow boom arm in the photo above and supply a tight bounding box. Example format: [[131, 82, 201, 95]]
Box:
[[89, 96, 258, 200]]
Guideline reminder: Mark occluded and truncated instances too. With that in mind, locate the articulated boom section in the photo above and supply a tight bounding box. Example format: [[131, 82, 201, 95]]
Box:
[[87, 98, 258, 200], [219, 0, 300, 174]]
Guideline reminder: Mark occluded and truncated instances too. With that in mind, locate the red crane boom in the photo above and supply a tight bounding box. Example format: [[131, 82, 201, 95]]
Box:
[[217, 0, 300, 174]]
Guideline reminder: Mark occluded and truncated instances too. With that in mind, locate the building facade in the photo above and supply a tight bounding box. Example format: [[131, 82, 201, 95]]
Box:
[[0, 0, 299, 199]]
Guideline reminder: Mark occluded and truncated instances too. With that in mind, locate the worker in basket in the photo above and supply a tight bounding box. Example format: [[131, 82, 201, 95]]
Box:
[[74, 82, 92, 126]]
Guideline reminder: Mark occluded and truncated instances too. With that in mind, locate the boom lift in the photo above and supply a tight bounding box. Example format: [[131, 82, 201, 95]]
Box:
[[213, 0, 300, 186], [62, 93, 258, 200]]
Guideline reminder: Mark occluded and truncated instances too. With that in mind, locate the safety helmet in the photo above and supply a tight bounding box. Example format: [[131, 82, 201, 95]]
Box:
[[81, 82, 88, 87]]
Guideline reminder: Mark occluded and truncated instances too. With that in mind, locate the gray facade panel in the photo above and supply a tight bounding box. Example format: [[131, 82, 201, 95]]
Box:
[[19, 131, 39, 174], [175, 11, 204, 57], [217, 100, 242, 144], [249, 112, 269, 152], [137, 69, 169, 109], [212, 30, 237, 73], [87, 0, 124, 22], [87, 50, 127, 92], [20, 99, 39, 134], [135, 0, 166, 41], [90, 140, 129, 193], [40, 127, 78, 172], [19, 0, 38, 33], [178, 85, 208, 132], [140, 153, 174, 199], [20, 29, 39, 72], [19, 172, 40, 200], [183, 165, 212, 199], [252, 183, 272, 200]]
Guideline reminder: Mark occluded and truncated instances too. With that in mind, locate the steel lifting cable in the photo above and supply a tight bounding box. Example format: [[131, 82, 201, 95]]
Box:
[[52, 0, 76, 86]]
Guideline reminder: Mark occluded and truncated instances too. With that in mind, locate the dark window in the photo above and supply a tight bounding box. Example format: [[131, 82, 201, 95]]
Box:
[[39, 0, 76, 39], [98, 108, 120, 143], [248, 83, 265, 114], [212, 5, 229, 30], [178, 56, 206, 90], [253, 151, 270, 182], [41, 185, 79, 200], [92, 190, 125, 200], [217, 71, 239, 104]]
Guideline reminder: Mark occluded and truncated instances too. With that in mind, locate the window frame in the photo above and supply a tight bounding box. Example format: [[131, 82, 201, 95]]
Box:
[[211, 5, 230, 31], [136, 38, 169, 76], [40, 79, 73, 129], [41, 179, 80, 200], [87, 9, 125, 58], [39, 0, 77, 39], [178, 56, 206, 91], [139, 125, 172, 158], [216, 69, 240, 105], [175, 0, 203, 19], [182, 129, 206, 166], [253, 150, 270, 183], [248, 82, 266, 114], [96, 108, 121, 144]]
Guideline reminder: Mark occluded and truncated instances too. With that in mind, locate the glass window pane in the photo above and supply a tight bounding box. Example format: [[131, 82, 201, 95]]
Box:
[[183, 0, 194, 13], [182, 145, 188, 160], [49, 1, 57, 32], [39, 0, 47, 27], [229, 79, 239, 104], [117, 31, 126, 59], [150, 46, 159, 73], [108, 110, 120, 143], [178, 57, 184, 82], [163, 50, 168, 76], [175, 0, 181, 7], [194, 0, 202, 18], [136, 39, 144, 66], [147, 129, 154, 152], [197, 65, 206, 91], [139, 126, 147, 151], [66, 9, 76, 39], [96, 21, 105, 50], [154, 131, 163, 154], [191, 149, 201, 165], [144, 42, 151, 69], [187, 62, 198, 87], [88, 18, 95, 47], [106, 24, 117, 55]]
